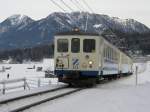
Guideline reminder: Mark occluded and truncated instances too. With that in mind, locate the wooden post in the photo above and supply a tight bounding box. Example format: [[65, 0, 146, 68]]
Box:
[[2, 82, 5, 94], [49, 80, 51, 85], [0, 78, 31, 94], [38, 78, 41, 87], [135, 66, 138, 86], [57, 79, 59, 85], [23, 78, 26, 90]]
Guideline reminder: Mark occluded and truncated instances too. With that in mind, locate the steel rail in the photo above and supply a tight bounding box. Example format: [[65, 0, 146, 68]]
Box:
[[0, 86, 67, 104], [10, 88, 82, 112]]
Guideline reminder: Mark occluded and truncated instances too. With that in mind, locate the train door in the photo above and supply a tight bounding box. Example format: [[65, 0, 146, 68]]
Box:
[[55, 38, 69, 69], [70, 38, 81, 70], [99, 38, 104, 75], [80, 37, 99, 72]]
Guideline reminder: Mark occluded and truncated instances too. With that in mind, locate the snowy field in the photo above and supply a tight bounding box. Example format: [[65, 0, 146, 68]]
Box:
[[23, 61, 150, 112], [0, 59, 54, 80], [1, 59, 150, 112], [0, 59, 58, 94]]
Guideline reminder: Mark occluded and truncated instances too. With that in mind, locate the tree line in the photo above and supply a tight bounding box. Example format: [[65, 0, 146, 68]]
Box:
[[0, 44, 54, 63]]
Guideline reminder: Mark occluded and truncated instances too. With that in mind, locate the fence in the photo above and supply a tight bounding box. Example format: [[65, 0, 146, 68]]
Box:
[[0, 77, 58, 95], [133, 62, 147, 74], [27, 78, 58, 89], [0, 78, 30, 95]]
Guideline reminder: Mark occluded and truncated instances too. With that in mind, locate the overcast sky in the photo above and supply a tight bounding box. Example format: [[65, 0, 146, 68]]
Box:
[[0, 0, 150, 27]]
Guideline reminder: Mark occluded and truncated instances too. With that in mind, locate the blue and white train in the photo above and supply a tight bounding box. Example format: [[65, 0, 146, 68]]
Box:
[[54, 30, 133, 86]]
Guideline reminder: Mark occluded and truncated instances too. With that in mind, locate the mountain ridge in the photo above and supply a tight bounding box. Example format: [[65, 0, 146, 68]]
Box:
[[0, 12, 149, 55]]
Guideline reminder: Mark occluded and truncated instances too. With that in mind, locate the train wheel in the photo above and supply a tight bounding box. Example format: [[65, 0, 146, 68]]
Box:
[[68, 83, 73, 87], [113, 75, 117, 80]]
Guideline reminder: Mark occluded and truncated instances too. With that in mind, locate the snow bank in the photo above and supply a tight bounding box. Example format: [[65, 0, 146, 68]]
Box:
[[24, 61, 150, 112], [23, 83, 150, 112], [0, 58, 54, 80], [0, 59, 56, 94], [1, 60, 150, 112]]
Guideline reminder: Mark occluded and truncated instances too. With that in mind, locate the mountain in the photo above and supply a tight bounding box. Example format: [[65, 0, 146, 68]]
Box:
[[0, 12, 150, 55], [0, 15, 34, 33], [0, 14, 35, 50]]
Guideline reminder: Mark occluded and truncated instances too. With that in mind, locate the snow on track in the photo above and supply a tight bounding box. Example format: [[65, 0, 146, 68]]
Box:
[[0, 85, 66, 103], [1, 60, 150, 112], [23, 61, 150, 112], [23, 84, 150, 112], [0, 87, 81, 112]]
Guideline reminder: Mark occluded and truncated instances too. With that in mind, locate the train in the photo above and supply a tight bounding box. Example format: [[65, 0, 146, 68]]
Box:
[[54, 29, 133, 86]]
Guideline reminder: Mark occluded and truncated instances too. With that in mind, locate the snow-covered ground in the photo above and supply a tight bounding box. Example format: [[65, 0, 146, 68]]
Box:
[[23, 61, 150, 112], [0, 59, 54, 80], [0, 59, 57, 94], [1, 59, 150, 112]]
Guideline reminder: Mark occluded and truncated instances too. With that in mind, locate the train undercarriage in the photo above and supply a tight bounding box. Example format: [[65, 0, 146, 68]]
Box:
[[57, 71, 133, 87]]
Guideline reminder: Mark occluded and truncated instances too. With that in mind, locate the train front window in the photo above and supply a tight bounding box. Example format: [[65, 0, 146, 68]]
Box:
[[83, 39, 95, 53], [57, 39, 68, 52], [71, 38, 80, 53]]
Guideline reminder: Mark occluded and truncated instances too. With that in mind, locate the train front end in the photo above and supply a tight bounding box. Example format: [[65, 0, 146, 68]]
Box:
[[54, 32, 99, 85]]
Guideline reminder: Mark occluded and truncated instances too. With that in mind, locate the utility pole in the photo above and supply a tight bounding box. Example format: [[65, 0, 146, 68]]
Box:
[[135, 66, 138, 86]]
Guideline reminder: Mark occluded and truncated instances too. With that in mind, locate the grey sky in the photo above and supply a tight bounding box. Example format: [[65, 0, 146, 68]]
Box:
[[0, 0, 150, 27]]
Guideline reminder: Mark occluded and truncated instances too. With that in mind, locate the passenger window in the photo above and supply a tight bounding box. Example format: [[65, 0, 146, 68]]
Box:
[[108, 47, 110, 59], [71, 38, 80, 53], [104, 46, 106, 58], [57, 39, 68, 52], [83, 39, 95, 53], [106, 47, 109, 59]]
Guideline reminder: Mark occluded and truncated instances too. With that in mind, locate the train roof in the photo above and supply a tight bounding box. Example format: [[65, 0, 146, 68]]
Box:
[[55, 30, 99, 36]]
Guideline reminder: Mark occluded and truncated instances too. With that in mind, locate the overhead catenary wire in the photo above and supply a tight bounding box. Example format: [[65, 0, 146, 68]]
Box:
[[84, 13, 89, 32], [49, 0, 76, 30], [58, 0, 80, 28], [81, 0, 98, 32], [60, 0, 74, 12], [65, 0, 91, 32], [80, 0, 95, 30], [70, 0, 82, 12], [49, 0, 112, 39], [74, 0, 87, 11], [71, 0, 89, 31], [81, 0, 94, 13], [76, 0, 91, 32], [50, 0, 66, 12], [49, 0, 96, 32], [80, 0, 103, 35]]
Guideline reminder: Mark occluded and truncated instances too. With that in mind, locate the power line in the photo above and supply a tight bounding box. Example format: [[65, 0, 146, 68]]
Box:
[[84, 13, 89, 32], [50, 0, 66, 12], [51, 0, 80, 29], [81, 0, 94, 13], [60, 0, 74, 12], [70, 0, 82, 12], [49, 0, 76, 30], [69, 0, 86, 31], [74, 0, 90, 32], [73, 0, 86, 11], [80, 0, 103, 34], [49, 0, 95, 31]]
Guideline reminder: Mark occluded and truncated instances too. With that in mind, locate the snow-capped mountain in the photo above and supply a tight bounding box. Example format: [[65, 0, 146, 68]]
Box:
[[5, 14, 31, 26], [0, 12, 149, 53], [64, 12, 150, 34], [102, 16, 149, 33], [0, 14, 34, 33]]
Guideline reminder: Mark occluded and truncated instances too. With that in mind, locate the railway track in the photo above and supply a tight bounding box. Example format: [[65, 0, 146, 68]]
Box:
[[0, 87, 82, 112]]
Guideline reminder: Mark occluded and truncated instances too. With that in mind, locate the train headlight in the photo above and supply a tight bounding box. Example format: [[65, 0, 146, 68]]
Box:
[[88, 60, 93, 65]]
